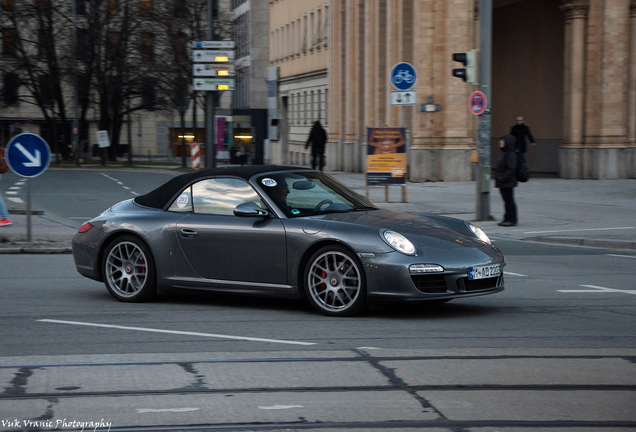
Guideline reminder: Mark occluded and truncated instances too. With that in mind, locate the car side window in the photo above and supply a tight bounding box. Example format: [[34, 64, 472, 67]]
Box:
[[192, 178, 262, 216], [168, 186, 192, 212]]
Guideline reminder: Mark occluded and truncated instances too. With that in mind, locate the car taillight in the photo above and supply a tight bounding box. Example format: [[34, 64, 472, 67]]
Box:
[[78, 222, 94, 233]]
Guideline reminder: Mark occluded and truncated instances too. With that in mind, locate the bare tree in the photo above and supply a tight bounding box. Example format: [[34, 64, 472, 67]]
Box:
[[152, 0, 231, 167], [0, 0, 75, 161]]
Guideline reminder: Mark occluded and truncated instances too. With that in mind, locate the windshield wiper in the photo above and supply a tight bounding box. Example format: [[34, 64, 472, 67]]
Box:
[[355, 206, 377, 211]]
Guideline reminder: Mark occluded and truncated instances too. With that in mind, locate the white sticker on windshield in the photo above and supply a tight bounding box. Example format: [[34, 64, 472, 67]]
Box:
[[261, 178, 277, 187], [176, 193, 189, 208]]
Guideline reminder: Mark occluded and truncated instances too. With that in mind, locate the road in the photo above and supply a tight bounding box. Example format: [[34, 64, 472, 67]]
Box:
[[1, 169, 635, 431]]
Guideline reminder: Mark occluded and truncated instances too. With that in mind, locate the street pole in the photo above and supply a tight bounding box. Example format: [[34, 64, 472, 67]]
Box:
[[72, 0, 80, 166], [476, 0, 492, 221], [205, 0, 216, 169]]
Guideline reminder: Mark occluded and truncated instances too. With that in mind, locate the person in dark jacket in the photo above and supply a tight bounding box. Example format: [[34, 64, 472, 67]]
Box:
[[494, 134, 518, 227], [305, 120, 327, 171], [509, 116, 535, 155]]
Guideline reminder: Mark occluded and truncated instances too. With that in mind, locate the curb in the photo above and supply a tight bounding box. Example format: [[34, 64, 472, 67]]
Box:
[[525, 236, 636, 251], [0, 245, 72, 254]]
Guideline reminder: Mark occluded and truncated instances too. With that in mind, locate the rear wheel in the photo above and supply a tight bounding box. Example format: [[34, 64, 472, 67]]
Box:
[[103, 235, 156, 302], [304, 245, 366, 317]]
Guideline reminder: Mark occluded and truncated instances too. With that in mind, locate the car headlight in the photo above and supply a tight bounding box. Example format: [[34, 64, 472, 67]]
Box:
[[466, 222, 492, 245], [382, 230, 416, 255]]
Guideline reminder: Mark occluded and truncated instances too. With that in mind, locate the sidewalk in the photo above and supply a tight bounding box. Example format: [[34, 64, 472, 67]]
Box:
[[1, 170, 635, 253]]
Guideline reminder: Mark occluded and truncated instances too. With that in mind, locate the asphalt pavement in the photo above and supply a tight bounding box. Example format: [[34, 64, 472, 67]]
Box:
[[0, 167, 634, 253]]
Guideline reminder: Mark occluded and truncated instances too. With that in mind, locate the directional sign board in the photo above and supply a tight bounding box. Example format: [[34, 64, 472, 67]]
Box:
[[5, 133, 51, 178], [193, 50, 235, 63], [390, 62, 417, 91], [192, 40, 235, 49], [469, 91, 488, 115], [390, 91, 417, 106], [193, 64, 235, 77], [193, 78, 235, 91]]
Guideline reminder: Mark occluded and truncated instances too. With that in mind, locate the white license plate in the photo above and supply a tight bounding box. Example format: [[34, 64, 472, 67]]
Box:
[[468, 264, 501, 280]]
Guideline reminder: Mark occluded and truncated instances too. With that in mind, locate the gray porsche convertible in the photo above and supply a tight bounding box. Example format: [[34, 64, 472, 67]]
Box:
[[72, 166, 505, 316]]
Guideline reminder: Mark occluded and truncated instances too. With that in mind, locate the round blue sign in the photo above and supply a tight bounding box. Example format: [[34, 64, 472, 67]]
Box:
[[390, 62, 417, 91], [5, 133, 51, 178]]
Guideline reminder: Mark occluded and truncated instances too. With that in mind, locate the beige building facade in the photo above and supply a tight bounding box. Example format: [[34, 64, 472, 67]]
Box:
[[268, 0, 330, 166], [270, 0, 636, 180]]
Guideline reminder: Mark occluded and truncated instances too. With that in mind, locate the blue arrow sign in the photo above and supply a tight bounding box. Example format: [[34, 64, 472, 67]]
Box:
[[390, 62, 417, 91], [5, 133, 51, 178]]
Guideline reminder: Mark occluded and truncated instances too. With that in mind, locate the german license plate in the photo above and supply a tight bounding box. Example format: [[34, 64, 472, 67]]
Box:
[[468, 264, 501, 280]]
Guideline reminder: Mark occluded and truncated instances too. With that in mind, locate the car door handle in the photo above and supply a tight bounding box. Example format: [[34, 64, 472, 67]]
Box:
[[179, 228, 198, 238]]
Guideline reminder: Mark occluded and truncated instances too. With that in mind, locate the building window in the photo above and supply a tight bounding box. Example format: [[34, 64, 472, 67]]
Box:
[[77, 28, 89, 62], [75, 0, 86, 15], [108, 0, 117, 15], [2, 0, 14, 12], [140, 0, 152, 16], [38, 74, 54, 107], [174, 0, 187, 18], [142, 80, 155, 107], [39, 29, 51, 59], [37, 0, 50, 12], [175, 32, 186, 62], [107, 31, 120, 59], [141, 32, 153, 62], [324, 89, 328, 125], [2, 28, 16, 58], [323, 5, 329, 47], [3, 73, 19, 106]]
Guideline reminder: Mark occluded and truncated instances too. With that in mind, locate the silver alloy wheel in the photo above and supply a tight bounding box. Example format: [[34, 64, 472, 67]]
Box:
[[105, 241, 148, 298], [307, 250, 362, 313]]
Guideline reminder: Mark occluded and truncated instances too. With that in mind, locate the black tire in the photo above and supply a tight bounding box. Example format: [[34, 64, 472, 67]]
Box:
[[102, 235, 156, 302], [304, 245, 367, 317]]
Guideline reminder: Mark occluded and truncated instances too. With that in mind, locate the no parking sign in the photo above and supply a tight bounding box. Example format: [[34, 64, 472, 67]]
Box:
[[469, 91, 488, 116]]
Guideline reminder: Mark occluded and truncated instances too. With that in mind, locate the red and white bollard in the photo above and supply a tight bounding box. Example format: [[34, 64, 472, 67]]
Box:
[[191, 143, 201, 170]]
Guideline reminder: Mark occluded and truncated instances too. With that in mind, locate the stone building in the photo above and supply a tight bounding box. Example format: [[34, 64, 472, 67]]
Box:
[[268, 0, 330, 166], [270, 0, 636, 180]]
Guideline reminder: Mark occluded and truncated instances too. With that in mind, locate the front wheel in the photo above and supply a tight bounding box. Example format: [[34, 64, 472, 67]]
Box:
[[304, 245, 366, 317], [103, 235, 156, 302]]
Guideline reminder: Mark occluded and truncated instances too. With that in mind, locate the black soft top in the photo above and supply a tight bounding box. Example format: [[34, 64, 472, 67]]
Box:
[[134, 165, 309, 210]]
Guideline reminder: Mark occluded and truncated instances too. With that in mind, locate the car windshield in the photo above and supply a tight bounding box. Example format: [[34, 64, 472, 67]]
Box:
[[256, 171, 376, 217]]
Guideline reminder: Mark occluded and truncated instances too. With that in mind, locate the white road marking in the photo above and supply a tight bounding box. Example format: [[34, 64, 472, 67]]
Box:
[[123, 186, 130, 190], [558, 285, 636, 295], [137, 408, 200, 414], [357, 347, 382, 350], [258, 405, 304, 410], [6, 191, 17, 195], [9, 186, 20, 190], [606, 254, 636, 259], [37, 319, 317, 346], [525, 227, 634, 235], [7, 197, 23, 203], [505, 272, 527, 277]]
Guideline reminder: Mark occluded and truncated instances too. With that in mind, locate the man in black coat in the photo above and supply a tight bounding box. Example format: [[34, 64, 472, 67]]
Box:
[[305, 120, 327, 171], [494, 134, 518, 227], [509, 116, 535, 155]]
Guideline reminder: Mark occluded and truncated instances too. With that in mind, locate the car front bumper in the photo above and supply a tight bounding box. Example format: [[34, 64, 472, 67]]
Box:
[[360, 249, 505, 304]]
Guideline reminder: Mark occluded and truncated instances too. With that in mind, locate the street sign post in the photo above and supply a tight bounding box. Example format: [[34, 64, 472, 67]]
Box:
[[390, 91, 417, 106], [390, 62, 417, 91], [193, 78, 235, 91], [469, 91, 488, 116], [192, 50, 235, 63], [5, 133, 51, 242], [193, 64, 235, 77]]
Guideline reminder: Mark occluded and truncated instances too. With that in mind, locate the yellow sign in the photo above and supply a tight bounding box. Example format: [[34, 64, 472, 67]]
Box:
[[215, 56, 229, 62], [367, 128, 407, 185], [217, 85, 229, 90]]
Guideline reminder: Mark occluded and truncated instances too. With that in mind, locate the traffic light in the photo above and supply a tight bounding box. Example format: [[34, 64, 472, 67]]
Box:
[[452, 49, 478, 84]]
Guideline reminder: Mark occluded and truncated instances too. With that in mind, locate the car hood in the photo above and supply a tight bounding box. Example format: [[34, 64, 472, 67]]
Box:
[[315, 209, 488, 251]]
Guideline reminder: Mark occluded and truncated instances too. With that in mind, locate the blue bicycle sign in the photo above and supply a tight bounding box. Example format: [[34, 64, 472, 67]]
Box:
[[390, 62, 417, 91]]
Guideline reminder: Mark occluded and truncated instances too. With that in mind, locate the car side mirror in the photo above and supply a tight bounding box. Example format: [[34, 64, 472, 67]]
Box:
[[233, 202, 269, 217]]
